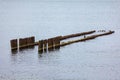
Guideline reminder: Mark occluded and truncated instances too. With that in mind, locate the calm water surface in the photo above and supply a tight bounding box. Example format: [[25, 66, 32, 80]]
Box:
[[0, 0, 120, 80]]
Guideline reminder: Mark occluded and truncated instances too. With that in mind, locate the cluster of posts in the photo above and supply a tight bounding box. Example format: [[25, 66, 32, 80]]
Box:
[[10, 36, 62, 53], [38, 36, 62, 53], [10, 36, 35, 51], [10, 30, 115, 53]]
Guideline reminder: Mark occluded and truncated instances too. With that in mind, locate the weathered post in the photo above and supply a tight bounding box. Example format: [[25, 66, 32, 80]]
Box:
[[43, 39, 47, 52], [38, 40, 44, 53], [10, 39, 18, 51], [19, 38, 27, 49], [54, 36, 61, 49], [48, 38, 54, 51], [27, 36, 35, 47]]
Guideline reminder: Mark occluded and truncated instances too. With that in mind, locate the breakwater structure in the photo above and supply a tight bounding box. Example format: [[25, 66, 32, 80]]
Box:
[[10, 30, 115, 53]]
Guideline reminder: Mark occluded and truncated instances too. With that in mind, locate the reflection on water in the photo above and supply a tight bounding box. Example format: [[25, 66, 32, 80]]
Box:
[[11, 46, 35, 54], [19, 46, 35, 52], [38, 48, 60, 54], [0, 0, 120, 80]]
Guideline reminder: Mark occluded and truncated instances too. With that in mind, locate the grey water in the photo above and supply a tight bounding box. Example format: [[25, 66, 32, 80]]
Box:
[[0, 0, 120, 80]]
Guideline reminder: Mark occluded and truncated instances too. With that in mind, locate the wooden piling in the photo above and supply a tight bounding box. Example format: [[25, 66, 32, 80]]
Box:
[[38, 40, 44, 53], [27, 36, 35, 47], [19, 38, 27, 49], [10, 30, 114, 53], [54, 36, 61, 49], [43, 39, 47, 52], [10, 39, 18, 50], [19, 36, 35, 49], [48, 38, 54, 51], [23, 31, 96, 46], [60, 31, 115, 46], [61, 30, 96, 40]]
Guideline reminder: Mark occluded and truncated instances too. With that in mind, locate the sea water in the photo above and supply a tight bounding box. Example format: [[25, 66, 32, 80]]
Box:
[[0, 0, 120, 80]]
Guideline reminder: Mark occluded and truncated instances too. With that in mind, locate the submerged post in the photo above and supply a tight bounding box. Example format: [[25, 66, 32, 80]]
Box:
[[10, 39, 18, 51], [19, 36, 35, 49], [27, 36, 35, 47], [19, 38, 27, 49], [54, 36, 61, 49], [38, 40, 44, 53], [10, 30, 114, 53], [48, 38, 54, 51], [43, 39, 47, 52]]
